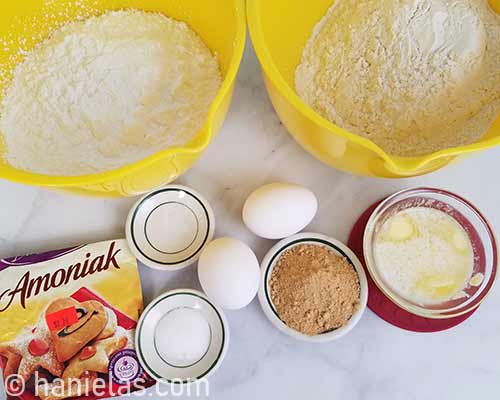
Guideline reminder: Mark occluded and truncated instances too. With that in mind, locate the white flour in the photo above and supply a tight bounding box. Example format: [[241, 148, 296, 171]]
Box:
[[296, 0, 500, 156], [0, 10, 221, 175]]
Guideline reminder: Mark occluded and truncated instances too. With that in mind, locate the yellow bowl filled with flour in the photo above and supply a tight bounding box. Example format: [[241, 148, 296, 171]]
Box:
[[248, 0, 500, 177], [0, 0, 245, 196]]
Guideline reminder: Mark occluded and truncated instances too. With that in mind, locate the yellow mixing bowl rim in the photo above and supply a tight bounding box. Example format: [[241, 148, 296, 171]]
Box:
[[0, 0, 247, 187], [247, 0, 500, 175]]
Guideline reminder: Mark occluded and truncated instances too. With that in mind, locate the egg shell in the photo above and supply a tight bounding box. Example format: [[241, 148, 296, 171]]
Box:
[[198, 237, 260, 310], [242, 183, 318, 239]]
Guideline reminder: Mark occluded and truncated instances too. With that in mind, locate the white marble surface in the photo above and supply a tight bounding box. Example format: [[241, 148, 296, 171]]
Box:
[[1, 43, 500, 399]]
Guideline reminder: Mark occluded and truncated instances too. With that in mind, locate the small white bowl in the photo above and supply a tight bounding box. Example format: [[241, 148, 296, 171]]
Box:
[[126, 185, 215, 271], [135, 289, 229, 384], [258, 233, 368, 343]]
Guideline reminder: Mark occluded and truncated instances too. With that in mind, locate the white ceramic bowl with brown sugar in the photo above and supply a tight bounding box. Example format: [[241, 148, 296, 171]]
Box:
[[258, 233, 368, 343]]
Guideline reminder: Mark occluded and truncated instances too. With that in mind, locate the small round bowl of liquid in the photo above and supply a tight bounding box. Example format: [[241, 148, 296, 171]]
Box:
[[363, 187, 498, 319]]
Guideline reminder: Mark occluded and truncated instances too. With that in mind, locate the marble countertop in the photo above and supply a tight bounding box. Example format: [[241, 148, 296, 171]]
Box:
[[1, 43, 499, 399]]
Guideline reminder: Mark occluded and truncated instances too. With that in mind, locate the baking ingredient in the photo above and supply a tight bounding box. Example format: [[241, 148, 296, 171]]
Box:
[[0, 10, 221, 175], [0, 239, 153, 399], [243, 183, 318, 239], [155, 308, 211, 367], [270, 243, 360, 335], [296, 0, 500, 156], [374, 207, 475, 305], [198, 238, 260, 310], [470, 272, 485, 287]]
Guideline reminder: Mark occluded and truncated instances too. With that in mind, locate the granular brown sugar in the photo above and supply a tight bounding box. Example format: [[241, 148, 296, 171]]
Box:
[[269, 243, 360, 335]]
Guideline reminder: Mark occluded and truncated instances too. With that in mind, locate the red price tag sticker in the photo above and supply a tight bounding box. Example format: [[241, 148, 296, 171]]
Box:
[[46, 306, 79, 332]]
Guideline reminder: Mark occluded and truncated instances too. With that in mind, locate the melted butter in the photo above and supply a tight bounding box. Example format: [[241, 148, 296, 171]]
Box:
[[470, 273, 484, 287], [375, 207, 475, 305]]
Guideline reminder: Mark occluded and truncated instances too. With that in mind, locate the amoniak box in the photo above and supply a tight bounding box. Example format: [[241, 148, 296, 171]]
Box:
[[0, 239, 155, 400]]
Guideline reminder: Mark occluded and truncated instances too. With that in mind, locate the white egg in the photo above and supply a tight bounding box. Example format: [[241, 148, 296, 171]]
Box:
[[198, 238, 260, 310], [242, 183, 318, 239]]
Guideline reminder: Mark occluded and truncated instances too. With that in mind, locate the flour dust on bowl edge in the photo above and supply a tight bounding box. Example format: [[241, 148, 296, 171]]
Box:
[[0, 0, 246, 196], [247, 0, 500, 178]]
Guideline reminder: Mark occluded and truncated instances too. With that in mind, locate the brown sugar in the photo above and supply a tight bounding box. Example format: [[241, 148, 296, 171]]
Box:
[[269, 243, 360, 336]]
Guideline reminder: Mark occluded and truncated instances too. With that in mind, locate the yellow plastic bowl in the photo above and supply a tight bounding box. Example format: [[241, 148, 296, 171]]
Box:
[[0, 0, 246, 196], [247, 0, 500, 178]]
